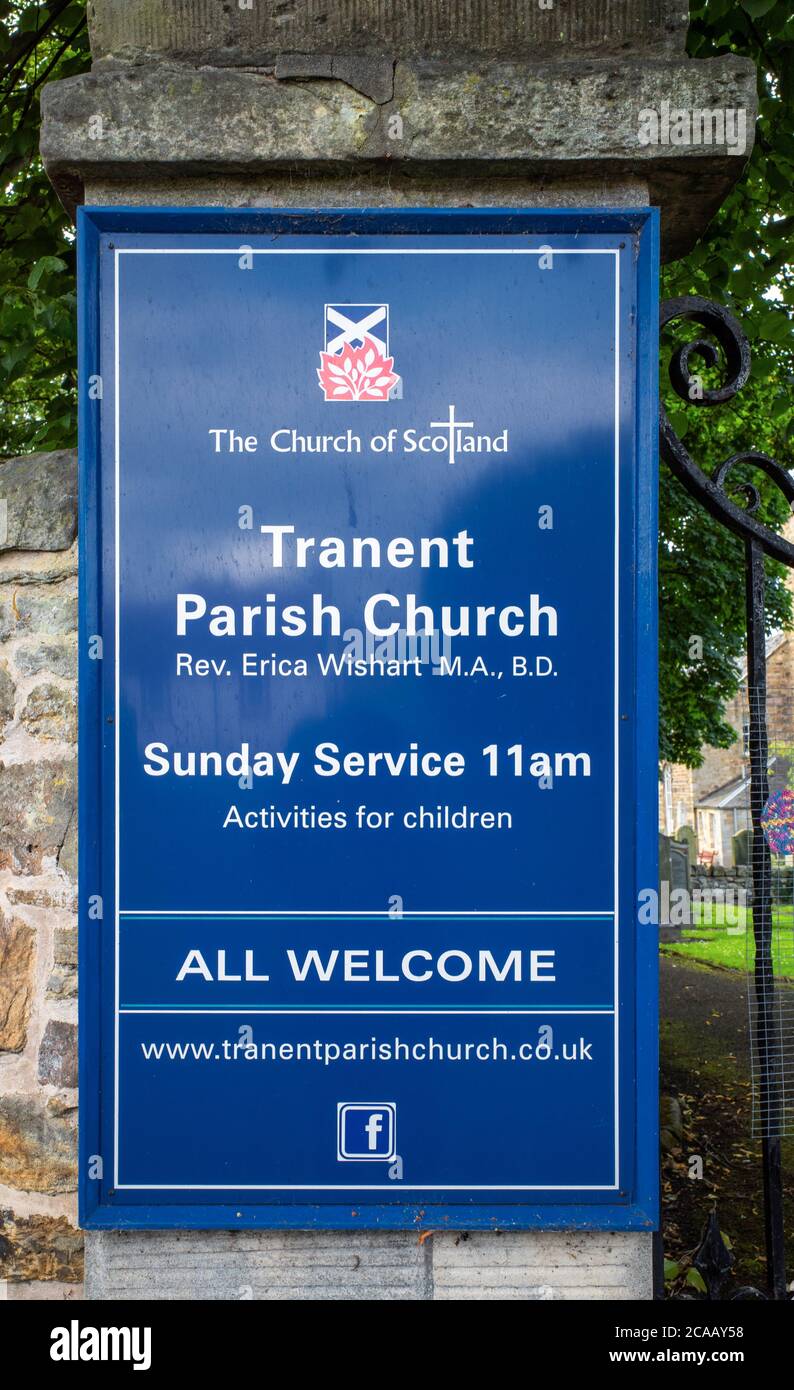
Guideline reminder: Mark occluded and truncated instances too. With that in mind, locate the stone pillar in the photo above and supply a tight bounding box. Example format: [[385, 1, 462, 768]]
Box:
[[37, 0, 755, 1301], [41, 0, 753, 259]]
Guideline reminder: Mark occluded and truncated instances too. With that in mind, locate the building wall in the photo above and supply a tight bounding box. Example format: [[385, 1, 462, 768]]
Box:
[[0, 451, 82, 1297]]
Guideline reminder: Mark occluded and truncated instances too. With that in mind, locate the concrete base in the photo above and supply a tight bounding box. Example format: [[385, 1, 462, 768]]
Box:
[[85, 1230, 653, 1301]]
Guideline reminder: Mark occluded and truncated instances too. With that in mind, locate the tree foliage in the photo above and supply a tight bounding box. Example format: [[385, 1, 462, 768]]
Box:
[[0, 2, 89, 455], [660, 0, 794, 764], [1, 1, 793, 766]]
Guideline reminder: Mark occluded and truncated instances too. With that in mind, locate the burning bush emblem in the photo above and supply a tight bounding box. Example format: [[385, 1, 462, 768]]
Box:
[[317, 335, 400, 402]]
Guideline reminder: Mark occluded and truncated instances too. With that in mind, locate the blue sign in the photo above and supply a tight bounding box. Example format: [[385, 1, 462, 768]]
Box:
[[78, 208, 659, 1230]]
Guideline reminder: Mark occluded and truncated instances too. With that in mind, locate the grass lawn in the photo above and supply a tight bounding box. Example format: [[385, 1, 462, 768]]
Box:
[[661, 902, 794, 975]]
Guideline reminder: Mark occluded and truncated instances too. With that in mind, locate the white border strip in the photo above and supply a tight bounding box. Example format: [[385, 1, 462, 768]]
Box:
[[113, 251, 121, 1185], [118, 249, 620, 256], [112, 244, 622, 1194], [117, 1184, 618, 1191], [120, 909, 614, 917], [119, 1008, 616, 1016]]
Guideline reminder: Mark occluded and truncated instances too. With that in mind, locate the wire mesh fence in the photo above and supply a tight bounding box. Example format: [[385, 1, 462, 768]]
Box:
[[744, 686, 794, 1138]]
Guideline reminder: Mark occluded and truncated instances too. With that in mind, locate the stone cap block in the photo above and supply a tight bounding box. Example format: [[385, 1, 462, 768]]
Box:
[[88, 0, 688, 65], [0, 450, 77, 553], [40, 56, 757, 261]]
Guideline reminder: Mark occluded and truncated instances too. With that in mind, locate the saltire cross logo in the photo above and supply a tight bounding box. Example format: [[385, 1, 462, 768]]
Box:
[[317, 303, 401, 401]]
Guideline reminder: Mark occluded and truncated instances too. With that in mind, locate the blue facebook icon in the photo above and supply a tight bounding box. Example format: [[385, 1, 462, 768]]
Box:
[[337, 1103, 397, 1161]]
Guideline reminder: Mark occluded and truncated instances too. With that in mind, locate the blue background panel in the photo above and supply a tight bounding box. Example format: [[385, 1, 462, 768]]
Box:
[[117, 1014, 616, 1192], [116, 244, 617, 914]]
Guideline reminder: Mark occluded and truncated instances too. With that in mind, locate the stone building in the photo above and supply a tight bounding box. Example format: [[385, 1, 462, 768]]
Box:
[[0, 0, 760, 1300], [659, 520, 794, 869]]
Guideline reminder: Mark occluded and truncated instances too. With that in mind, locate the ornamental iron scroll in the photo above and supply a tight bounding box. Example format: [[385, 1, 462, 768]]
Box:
[[660, 296, 792, 1302], [660, 296, 794, 565]]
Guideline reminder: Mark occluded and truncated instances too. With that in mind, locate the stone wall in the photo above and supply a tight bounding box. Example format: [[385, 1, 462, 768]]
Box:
[[0, 449, 82, 1298], [690, 864, 752, 899]]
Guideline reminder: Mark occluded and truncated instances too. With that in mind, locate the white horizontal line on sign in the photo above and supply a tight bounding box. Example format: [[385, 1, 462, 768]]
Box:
[[119, 909, 615, 917], [115, 1184, 621, 1191], [118, 1008, 617, 1015], [116, 248, 622, 256]]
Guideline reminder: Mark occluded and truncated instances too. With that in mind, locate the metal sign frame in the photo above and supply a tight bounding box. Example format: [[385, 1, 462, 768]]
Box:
[[78, 207, 659, 1230]]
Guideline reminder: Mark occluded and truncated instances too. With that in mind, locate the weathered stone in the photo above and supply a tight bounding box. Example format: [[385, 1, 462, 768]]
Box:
[[20, 681, 77, 743], [9, 583, 77, 638], [47, 926, 78, 1000], [274, 53, 394, 103], [6, 883, 76, 909], [38, 1020, 78, 1089], [4, 1278, 84, 1300], [58, 810, 77, 883], [87, 0, 688, 65], [14, 638, 77, 680], [40, 56, 758, 260], [0, 759, 74, 874], [0, 545, 77, 586], [0, 1209, 83, 1283], [0, 917, 35, 1053], [660, 1093, 684, 1153], [0, 659, 14, 726], [0, 451, 77, 553], [660, 1094, 684, 1139], [660, 1129, 681, 1156], [85, 172, 653, 225], [0, 1095, 76, 1193]]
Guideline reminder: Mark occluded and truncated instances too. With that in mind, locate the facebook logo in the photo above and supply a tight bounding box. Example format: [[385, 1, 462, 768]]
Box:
[[337, 1103, 397, 1161]]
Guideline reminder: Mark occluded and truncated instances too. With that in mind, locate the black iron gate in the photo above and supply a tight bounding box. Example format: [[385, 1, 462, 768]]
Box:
[[660, 296, 793, 1300]]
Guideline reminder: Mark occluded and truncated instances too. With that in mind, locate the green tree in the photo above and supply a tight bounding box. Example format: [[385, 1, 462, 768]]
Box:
[[1, 1, 793, 767], [0, 2, 89, 456], [660, 0, 794, 764]]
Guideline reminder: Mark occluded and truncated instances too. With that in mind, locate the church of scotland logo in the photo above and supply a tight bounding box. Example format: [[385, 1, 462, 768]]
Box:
[[317, 303, 401, 401]]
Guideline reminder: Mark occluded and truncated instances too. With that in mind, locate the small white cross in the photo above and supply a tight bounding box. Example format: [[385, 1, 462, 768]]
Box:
[[430, 404, 475, 465]]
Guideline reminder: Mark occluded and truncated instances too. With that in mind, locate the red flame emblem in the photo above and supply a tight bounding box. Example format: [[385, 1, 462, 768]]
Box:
[[317, 336, 400, 402]]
